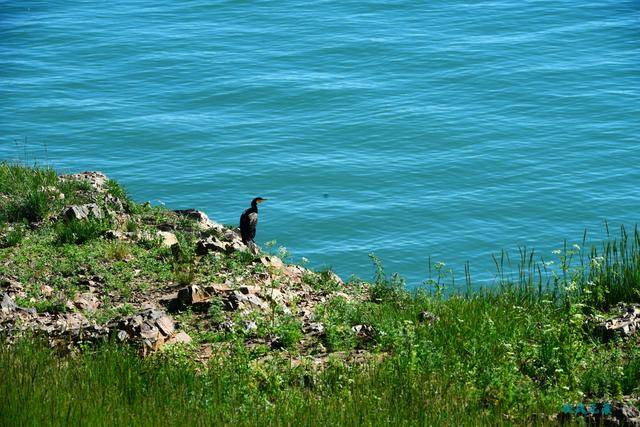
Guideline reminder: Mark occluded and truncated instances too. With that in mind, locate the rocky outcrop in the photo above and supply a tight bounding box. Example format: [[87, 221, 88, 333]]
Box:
[[597, 303, 640, 341], [59, 171, 109, 192], [1, 170, 368, 365], [0, 290, 189, 355], [160, 258, 359, 351], [196, 231, 248, 255], [62, 203, 103, 221], [113, 309, 186, 355], [174, 209, 225, 232], [59, 171, 129, 218]]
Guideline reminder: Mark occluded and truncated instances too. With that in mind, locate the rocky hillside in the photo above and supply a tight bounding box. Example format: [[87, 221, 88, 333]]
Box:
[[0, 169, 373, 365]]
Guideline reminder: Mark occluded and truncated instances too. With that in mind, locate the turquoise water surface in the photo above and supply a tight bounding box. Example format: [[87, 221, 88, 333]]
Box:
[[1, 1, 638, 286]]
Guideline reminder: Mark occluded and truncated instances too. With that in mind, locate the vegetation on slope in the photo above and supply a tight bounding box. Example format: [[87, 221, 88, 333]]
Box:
[[1, 162, 639, 425]]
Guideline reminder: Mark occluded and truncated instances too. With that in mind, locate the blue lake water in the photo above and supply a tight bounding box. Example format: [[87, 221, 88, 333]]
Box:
[[1, 0, 638, 286]]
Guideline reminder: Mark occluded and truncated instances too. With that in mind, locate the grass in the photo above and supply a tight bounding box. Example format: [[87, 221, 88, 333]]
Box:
[[0, 162, 93, 223], [2, 285, 639, 425], [0, 338, 491, 426], [1, 163, 639, 424]]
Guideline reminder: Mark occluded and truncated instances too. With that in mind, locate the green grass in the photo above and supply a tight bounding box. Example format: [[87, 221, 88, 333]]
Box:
[[0, 162, 92, 223], [487, 224, 640, 310], [1, 164, 639, 424], [2, 286, 639, 425]]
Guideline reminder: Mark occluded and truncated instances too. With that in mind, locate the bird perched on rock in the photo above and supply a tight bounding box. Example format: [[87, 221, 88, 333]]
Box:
[[240, 197, 267, 246]]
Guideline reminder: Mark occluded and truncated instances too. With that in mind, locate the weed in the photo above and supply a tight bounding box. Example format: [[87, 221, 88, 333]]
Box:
[[106, 241, 131, 261], [369, 254, 408, 305], [302, 269, 343, 294], [173, 263, 195, 286], [207, 295, 226, 324]]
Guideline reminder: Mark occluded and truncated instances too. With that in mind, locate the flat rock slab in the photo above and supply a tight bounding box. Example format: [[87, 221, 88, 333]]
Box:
[[157, 231, 178, 248]]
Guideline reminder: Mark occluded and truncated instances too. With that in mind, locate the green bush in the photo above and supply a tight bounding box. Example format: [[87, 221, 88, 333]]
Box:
[[55, 218, 110, 245], [273, 317, 303, 349]]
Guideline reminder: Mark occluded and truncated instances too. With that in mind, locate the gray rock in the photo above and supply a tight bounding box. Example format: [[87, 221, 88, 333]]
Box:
[[1, 293, 18, 314], [352, 324, 375, 341], [73, 293, 101, 312], [306, 322, 325, 336], [155, 315, 175, 336], [174, 209, 224, 231], [166, 331, 192, 345], [232, 293, 269, 311], [62, 203, 103, 221], [239, 285, 261, 295], [245, 242, 260, 255], [177, 285, 211, 305], [597, 304, 640, 341], [613, 403, 640, 425], [1, 293, 36, 316], [0, 277, 22, 290], [418, 310, 439, 325], [196, 236, 228, 255], [244, 321, 258, 332], [219, 320, 235, 331], [112, 309, 177, 354]]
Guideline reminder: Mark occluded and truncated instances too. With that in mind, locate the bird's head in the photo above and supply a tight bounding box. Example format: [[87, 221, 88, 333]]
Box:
[[251, 197, 267, 208]]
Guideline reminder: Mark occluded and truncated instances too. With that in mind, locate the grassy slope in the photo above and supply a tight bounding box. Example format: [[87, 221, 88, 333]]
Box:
[[1, 163, 639, 425]]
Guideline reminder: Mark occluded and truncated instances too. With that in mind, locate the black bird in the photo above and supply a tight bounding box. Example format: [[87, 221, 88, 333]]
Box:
[[239, 197, 267, 245]]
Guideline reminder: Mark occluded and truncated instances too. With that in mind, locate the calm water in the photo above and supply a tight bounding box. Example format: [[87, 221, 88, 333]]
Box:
[[1, 1, 638, 286]]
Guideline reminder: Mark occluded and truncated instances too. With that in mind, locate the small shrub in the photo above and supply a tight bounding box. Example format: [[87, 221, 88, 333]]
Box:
[[273, 317, 303, 349], [303, 269, 343, 294], [173, 263, 195, 286], [125, 219, 138, 233], [0, 225, 25, 248], [55, 218, 110, 245], [207, 296, 226, 324], [225, 250, 256, 274], [324, 323, 356, 352], [106, 241, 131, 261]]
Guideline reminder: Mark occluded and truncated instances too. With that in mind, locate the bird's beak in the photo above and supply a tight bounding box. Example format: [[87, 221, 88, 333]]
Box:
[[258, 198, 267, 203]]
